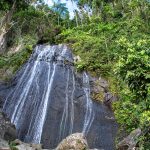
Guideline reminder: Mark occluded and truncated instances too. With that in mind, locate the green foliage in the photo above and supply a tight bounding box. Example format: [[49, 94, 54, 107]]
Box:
[[0, 0, 42, 11], [0, 0, 150, 148], [0, 44, 33, 77], [0, 0, 24, 11], [0, 0, 11, 10], [11, 5, 62, 44], [0, 1, 71, 80], [60, 22, 117, 77], [59, 1, 150, 148], [113, 90, 150, 149], [113, 37, 150, 149], [9, 141, 18, 150], [115, 37, 150, 100]]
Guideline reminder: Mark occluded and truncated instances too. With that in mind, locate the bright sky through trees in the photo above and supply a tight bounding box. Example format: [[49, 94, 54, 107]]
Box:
[[44, 0, 77, 18]]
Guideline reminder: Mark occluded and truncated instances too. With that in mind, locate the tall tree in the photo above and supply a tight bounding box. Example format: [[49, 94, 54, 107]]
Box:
[[51, 1, 69, 25]]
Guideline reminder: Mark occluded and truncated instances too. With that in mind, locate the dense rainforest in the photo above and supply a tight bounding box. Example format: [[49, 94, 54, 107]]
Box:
[[0, 0, 150, 149]]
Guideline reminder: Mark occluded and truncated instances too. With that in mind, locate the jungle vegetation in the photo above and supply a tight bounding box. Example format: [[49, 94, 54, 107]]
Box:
[[0, 0, 150, 149]]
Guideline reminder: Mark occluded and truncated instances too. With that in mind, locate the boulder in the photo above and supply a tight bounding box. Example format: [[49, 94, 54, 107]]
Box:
[[56, 133, 88, 150], [13, 139, 43, 150], [117, 128, 141, 150], [0, 137, 10, 150], [0, 110, 16, 141]]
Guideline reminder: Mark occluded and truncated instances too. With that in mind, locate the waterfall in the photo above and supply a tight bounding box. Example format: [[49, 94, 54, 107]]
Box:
[[59, 67, 76, 140], [82, 72, 95, 135], [3, 45, 58, 143], [59, 68, 70, 140], [31, 63, 57, 143], [69, 69, 75, 134], [11, 60, 39, 124], [2, 44, 117, 149]]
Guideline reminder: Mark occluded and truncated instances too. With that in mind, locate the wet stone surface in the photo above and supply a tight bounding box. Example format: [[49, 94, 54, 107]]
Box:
[[1, 44, 118, 150]]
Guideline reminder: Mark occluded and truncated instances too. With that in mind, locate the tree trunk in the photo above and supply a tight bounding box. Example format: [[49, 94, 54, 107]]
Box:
[[75, 11, 79, 27], [0, 0, 16, 53]]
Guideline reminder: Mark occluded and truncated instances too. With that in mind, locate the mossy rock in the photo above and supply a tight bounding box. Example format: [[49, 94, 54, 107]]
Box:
[[91, 91, 104, 102]]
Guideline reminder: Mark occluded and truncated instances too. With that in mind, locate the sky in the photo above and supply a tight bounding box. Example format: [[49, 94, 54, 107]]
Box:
[[44, 0, 78, 18]]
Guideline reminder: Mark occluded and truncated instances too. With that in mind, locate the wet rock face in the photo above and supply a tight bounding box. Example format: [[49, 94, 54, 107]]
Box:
[[1, 44, 118, 150]]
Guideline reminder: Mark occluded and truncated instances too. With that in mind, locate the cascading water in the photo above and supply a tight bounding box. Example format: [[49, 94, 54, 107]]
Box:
[[82, 72, 95, 135], [3, 45, 58, 143], [2, 44, 117, 149], [59, 68, 70, 140], [69, 69, 75, 134]]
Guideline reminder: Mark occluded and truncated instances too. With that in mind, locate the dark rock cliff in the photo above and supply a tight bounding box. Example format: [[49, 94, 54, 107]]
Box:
[[0, 44, 118, 149]]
